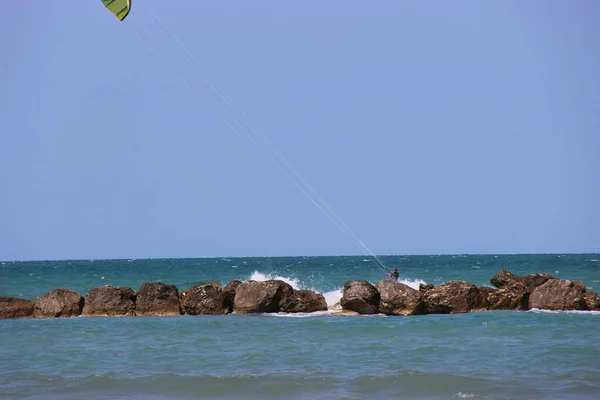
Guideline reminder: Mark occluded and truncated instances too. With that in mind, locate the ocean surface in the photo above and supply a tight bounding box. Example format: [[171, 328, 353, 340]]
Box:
[[1, 254, 599, 400]]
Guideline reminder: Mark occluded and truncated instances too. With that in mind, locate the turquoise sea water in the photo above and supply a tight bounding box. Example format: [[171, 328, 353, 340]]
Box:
[[1, 254, 599, 399]]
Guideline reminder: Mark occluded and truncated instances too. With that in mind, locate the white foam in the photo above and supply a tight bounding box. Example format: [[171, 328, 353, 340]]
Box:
[[530, 308, 600, 315], [323, 288, 343, 307], [398, 278, 427, 291], [265, 310, 332, 318], [453, 393, 477, 398], [249, 271, 301, 290]]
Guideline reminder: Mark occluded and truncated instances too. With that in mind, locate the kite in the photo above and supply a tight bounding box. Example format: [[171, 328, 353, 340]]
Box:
[[102, 0, 131, 21]]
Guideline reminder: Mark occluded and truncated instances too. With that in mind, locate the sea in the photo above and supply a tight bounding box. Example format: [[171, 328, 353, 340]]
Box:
[[1, 253, 599, 400]]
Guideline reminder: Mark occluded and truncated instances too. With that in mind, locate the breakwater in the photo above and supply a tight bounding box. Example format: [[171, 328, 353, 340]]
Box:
[[1, 269, 599, 319]]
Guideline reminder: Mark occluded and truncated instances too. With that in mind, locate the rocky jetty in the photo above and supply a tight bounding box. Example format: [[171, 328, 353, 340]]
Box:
[[1, 270, 598, 319]]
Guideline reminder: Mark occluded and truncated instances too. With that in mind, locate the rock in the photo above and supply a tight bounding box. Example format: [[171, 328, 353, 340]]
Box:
[[180, 282, 226, 315], [82, 285, 136, 316], [33, 288, 84, 318], [529, 279, 586, 311], [486, 281, 529, 311], [476, 286, 496, 309], [340, 280, 380, 315], [583, 291, 600, 311], [0, 296, 34, 319], [419, 283, 434, 292], [422, 281, 483, 314], [279, 290, 328, 313], [520, 273, 555, 293], [135, 282, 181, 316], [490, 270, 520, 289], [233, 280, 294, 313], [490, 270, 555, 293], [375, 280, 425, 316], [223, 280, 242, 313]]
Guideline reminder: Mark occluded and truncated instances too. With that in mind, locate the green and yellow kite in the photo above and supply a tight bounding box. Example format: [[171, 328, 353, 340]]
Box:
[[102, 0, 131, 21]]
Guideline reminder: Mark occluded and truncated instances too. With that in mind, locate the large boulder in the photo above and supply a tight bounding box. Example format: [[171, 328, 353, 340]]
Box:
[[82, 285, 136, 316], [233, 280, 294, 313], [33, 288, 84, 318], [135, 282, 181, 316], [486, 281, 529, 311], [529, 279, 586, 311], [583, 291, 600, 311], [223, 280, 242, 313], [340, 280, 380, 315], [279, 290, 328, 313], [375, 280, 425, 316], [491, 270, 555, 293], [0, 296, 34, 319], [422, 281, 483, 314], [180, 282, 227, 315]]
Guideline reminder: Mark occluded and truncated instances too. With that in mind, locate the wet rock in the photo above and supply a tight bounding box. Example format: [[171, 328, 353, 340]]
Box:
[[33, 288, 84, 318], [180, 282, 226, 315], [223, 280, 242, 313], [376, 280, 425, 316], [340, 280, 380, 315], [135, 282, 181, 316], [486, 281, 529, 311], [422, 281, 482, 314], [279, 290, 328, 313], [529, 279, 586, 311], [0, 296, 34, 319], [233, 280, 294, 313], [583, 291, 600, 311], [83, 285, 136, 316]]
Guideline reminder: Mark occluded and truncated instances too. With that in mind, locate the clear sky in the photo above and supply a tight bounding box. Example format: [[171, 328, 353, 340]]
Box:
[[1, 1, 599, 261]]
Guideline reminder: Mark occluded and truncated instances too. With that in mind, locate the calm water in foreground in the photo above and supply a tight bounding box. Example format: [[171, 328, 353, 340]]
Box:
[[1, 254, 599, 399]]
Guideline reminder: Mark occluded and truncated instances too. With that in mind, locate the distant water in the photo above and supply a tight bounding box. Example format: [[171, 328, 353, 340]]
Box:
[[1, 254, 599, 400]]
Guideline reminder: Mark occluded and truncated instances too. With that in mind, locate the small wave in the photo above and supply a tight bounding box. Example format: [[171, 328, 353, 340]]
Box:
[[452, 393, 481, 399], [398, 278, 426, 291], [265, 310, 332, 318], [529, 308, 600, 315], [249, 271, 301, 290]]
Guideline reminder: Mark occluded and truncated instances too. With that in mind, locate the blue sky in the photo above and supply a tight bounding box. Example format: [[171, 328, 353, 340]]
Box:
[[1, 1, 599, 261]]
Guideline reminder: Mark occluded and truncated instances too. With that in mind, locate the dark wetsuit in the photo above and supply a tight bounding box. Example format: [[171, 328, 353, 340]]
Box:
[[390, 269, 399, 281]]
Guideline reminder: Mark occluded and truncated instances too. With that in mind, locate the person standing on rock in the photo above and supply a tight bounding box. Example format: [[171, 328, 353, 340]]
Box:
[[389, 268, 399, 281]]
